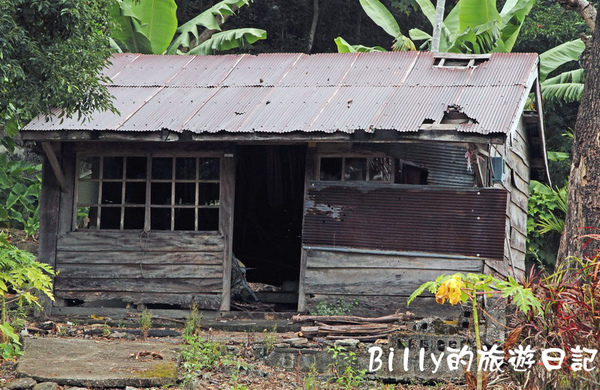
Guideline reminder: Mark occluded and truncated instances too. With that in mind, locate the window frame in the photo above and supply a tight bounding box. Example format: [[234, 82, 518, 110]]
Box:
[[73, 151, 222, 233], [316, 154, 396, 183]]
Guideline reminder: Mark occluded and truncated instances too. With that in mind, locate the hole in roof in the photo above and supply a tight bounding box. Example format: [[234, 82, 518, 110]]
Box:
[[441, 105, 478, 124], [434, 57, 489, 68]]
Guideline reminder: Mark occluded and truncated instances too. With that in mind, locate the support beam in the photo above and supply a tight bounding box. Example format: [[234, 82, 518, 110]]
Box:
[[41, 142, 68, 193]]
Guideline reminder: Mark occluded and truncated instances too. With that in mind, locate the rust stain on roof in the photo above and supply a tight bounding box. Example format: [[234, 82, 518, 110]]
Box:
[[25, 51, 539, 135]]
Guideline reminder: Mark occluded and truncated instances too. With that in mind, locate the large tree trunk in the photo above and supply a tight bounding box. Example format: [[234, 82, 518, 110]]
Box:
[[556, 2, 600, 266]]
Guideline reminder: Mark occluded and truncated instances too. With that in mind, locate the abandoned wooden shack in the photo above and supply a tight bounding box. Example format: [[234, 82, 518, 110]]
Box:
[[21, 51, 548, 317]]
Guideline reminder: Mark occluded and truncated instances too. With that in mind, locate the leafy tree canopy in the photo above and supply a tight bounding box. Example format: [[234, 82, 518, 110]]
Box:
[[0, 0, 116, 148]]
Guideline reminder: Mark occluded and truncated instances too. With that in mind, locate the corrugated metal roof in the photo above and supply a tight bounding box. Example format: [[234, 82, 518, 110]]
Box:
[[24, 51, 539, 135]]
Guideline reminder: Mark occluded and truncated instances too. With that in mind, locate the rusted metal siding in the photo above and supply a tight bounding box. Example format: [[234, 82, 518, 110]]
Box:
[[24, 52, 538, 137], [302, 182, 507, 260]]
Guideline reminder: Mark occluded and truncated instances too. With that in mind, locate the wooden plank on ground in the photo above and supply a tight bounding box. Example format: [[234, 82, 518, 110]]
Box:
[[54, 291, 220, 309]]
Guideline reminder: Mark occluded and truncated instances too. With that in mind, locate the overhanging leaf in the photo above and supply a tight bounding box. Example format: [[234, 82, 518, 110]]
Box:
[[187, 28, 266, 55], [130, 0, 178, 54], [359, 0, 403, 39], [539, 39, 585, 81]]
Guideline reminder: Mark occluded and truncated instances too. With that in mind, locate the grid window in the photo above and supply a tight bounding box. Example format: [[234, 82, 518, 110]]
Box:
[[319, 157, 394, 182], [76, 155, 220, 232]]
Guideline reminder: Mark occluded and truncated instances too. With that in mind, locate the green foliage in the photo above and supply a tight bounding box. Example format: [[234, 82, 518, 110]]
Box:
[[309, 299, 358, 316], [539, 39, 586, 107], [0, 0, 116, 142], [0, 155, 41, 236], [0, 231, 55, 360], [180, 333, 224, 383], [139, 309, 153, 340], [262, 325, 277, 355], [334, 37, 386, 53], [527, 180, 568, 268], [358, 0, 416, 51], [184, 302, 202, 338], [187, 28, 267, 55], [327, 345, 366, 390], [409, 0, 534, 53], [110, 0, 178, 54], [166, 0, 266, 55]]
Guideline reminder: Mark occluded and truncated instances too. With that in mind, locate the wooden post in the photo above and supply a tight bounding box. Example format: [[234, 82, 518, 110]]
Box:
[[42, 142, 68, 193], [297, 145, 316, 312], [37, 154, 62, 317], [219, 151, 235, 311]]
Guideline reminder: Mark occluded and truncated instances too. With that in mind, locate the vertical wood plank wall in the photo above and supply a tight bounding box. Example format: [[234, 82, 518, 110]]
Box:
[[490, 118, 529, 278]]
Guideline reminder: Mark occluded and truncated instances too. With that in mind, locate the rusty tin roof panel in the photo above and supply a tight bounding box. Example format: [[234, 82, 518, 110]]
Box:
[[111, 55, 194, 86], [221, 53, 302, 87], [119, 87, 218, 132], [24, 51, 539, 136], [167, 54, 244, 87]]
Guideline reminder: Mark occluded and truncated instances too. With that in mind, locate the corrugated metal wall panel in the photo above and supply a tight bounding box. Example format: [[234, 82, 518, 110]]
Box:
[[302, 182, 507, 260]]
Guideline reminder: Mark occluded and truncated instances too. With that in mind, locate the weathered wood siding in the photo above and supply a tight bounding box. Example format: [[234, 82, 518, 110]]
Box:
[[302, 248, 483, 317], [489, 118, 530, 277], [54, 231, 224, 309]]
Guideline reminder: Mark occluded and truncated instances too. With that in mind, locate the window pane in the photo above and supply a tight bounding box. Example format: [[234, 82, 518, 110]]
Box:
[[320, 158, 342, 181], [176, 158, 196, 180], [344, 158, 367, 181], [369, 157, 393, 181], [103, 157, 123, 179], [125, 182, 146, 204], [126, 156, 147, 179], [79, 157, 100, 180], [76, 207, 97, 229], [198, 208, 219, 231], [152, 157, 172, 180], [101, 182, 122, 204], [124, 207, 145, 229], [199, 158, 219, 180], [198, 183, 219, 206], [174, 208, 195, 231], [151, 208, 171, 230], [151, 183, 172, 205], [78, 181, 99, 205], [100, 207, 121, 229], [175, 183, 196, 205]]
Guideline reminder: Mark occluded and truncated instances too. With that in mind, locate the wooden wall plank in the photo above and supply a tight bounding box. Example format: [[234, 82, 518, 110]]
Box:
[[56, 251, 222, 264], [304, 268, 465, 296], [57, 231, 224, 252], [57, 264, 222, 279], [304, 294, 462, 320], [306, 249, 484, 271], [55, 278, 222, 293], [54, 291, 220, 309]]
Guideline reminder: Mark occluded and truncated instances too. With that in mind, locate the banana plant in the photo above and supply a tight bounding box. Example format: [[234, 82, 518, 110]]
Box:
[[409, 0, 535, 53], [110, 0, 177, 54], [167, 0, 266, 55], [539, 39, 586, 106], [335, 0, 416, 52], [109, 0, 266, 55]]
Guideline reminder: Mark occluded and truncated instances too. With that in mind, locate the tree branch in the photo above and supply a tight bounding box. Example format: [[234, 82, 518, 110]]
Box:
[[307, 0, 319, 53], [556, 0, 597, 32]]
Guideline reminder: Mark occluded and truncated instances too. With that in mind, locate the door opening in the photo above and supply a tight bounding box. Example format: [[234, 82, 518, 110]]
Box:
[[232, 145, 306, 311]]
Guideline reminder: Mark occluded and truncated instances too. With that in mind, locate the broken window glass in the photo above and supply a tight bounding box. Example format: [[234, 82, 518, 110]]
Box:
[[344, 158, 367, 181], [369, 157, 393, 181], [320, 158, 342, 181], [103, 157, 123, 179]]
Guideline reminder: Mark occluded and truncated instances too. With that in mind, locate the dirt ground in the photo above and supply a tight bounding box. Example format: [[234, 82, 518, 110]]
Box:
[[0, 318, 480, 390]]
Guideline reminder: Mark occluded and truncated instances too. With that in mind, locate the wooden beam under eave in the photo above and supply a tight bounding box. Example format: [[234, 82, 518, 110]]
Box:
[[41, 142, 68, 193]]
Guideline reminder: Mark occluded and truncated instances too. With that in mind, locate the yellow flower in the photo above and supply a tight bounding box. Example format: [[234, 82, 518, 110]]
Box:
[[435, 275, 465, 305]]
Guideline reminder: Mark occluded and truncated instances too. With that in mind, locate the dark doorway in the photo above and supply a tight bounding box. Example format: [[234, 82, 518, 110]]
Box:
[[233, 145, 306, 310]]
